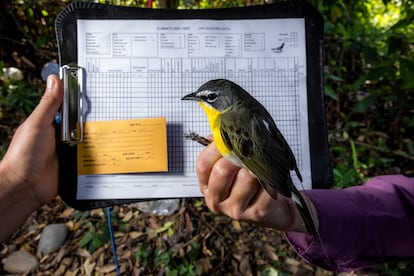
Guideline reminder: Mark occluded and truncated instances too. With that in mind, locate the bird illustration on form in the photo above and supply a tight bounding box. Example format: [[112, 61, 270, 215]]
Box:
[[181, 79, 318, 238], [271, 42, 285, 53]]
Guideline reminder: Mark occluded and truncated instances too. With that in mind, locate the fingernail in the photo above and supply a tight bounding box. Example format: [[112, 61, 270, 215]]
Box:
[[47, 75, 55, 89]]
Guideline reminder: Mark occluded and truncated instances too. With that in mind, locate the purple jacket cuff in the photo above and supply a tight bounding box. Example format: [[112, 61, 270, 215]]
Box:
[[285, 175, 414, 272]]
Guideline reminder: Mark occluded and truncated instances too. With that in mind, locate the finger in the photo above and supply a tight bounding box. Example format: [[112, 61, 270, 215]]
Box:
[[29, 75, 63, 127], [204, 157, 239, 207], [195, 142, 222, 193], [218, 168, 261, 219]]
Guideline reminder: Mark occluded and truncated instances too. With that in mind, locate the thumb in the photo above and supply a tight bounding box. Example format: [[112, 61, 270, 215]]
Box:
[[30, 74, 63, 126]]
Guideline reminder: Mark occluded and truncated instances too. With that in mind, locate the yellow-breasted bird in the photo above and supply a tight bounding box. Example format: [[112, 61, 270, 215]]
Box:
[[182, 79, 318, 238]]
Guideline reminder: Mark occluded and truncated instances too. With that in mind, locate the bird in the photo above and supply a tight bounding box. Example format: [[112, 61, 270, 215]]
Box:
[[271, 43, 285, 53], [181, 79, 318, 238]]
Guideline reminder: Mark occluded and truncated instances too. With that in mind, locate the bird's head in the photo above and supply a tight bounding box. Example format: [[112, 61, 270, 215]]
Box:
[[181, 79, 241, 112]]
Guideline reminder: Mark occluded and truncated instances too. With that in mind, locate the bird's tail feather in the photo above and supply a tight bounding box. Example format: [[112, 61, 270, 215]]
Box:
[[292, 190, 318, 239]]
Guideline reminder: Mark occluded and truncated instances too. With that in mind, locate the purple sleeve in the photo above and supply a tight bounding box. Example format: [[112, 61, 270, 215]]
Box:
[[285, 175, 414, 272]]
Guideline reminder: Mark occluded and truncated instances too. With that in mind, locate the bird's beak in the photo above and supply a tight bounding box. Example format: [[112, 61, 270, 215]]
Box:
[[181, 92, 199, 101]]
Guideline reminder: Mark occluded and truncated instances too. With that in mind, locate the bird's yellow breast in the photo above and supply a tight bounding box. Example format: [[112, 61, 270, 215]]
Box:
[[199, 102, 231, 156]]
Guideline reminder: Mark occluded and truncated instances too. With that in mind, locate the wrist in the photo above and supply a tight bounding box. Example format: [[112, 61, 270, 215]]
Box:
[[0, 160, 40, 241]]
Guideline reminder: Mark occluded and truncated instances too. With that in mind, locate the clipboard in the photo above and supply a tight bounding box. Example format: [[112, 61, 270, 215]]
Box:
[[55, 1, 332, 210]]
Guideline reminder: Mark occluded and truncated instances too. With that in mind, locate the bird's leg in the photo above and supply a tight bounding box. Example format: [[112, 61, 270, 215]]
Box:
[[184, 131, 211, 146]]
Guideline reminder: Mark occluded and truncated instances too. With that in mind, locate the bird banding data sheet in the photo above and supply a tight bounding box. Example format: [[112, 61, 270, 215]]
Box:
[[76, 18, 311, 200]]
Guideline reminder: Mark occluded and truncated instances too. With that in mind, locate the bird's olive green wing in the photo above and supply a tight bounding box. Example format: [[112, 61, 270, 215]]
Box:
[[220, 103, 299, 198]]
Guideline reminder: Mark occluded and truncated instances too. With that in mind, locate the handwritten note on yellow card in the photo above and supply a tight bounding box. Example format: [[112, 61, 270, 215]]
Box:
[[77, 118, 168, 175]]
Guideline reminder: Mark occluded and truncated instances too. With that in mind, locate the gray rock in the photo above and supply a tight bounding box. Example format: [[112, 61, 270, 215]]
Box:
[[3, 250, 38, 274], [38, 223, 68, 254]]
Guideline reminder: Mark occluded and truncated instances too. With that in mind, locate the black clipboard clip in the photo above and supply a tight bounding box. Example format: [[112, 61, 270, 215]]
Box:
[[60, 65, 85, 144]]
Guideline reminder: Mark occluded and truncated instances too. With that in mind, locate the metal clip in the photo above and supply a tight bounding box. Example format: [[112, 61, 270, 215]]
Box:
[[60, 65, 84, 143]]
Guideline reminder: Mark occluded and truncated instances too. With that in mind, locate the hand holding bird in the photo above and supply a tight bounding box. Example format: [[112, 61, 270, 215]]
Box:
[[182, 79, 318, 237], [195, 140, 319, 234]]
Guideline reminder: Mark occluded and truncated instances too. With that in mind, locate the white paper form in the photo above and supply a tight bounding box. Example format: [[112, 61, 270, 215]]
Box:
[[76, 18, 310, 200]]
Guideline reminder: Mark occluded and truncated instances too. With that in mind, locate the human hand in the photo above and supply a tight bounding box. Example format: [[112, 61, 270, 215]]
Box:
[[196, 141, 315, 233], [0, 75, 63, 240]]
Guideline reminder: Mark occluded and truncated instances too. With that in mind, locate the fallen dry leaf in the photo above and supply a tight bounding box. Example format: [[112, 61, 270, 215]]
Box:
[[59, 208, 75, 219], [121, 210, 134, 222], [232, 220, 242, 232]]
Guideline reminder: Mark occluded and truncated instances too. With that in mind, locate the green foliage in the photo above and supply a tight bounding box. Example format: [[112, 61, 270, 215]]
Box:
[[95, 0, 148, 7], [0, 78, 40, 116], [331, 145, 365, 189], [75, 210, 112, 253], [72, 210, 91, 220], [3, 0, 60, 55], [308, 0, 414, 185], [156, 221, 175, 236], [0, 62, 40, 144], [135, 241, 201, 275], [76, 209, 128, 254], [79, 222, 111, 253], [0, 146, 6, 159], [186, 241, 200, 261], [135, 244, 151, 266], [369, 261, 414, 276]]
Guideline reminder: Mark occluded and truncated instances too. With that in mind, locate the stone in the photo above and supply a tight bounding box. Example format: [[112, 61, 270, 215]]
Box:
[[38, 223, 68, 254], [3, 250, 38, 274]]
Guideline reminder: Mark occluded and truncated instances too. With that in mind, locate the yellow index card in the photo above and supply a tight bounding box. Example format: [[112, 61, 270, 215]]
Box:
[[77, 118, 168, 175]]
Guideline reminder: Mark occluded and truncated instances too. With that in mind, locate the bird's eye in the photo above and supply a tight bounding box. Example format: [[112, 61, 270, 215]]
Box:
[[207, 93, 218, 102]]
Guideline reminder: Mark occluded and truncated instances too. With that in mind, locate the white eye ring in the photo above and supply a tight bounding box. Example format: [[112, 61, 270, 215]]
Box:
[[207, 92, 218, 102]]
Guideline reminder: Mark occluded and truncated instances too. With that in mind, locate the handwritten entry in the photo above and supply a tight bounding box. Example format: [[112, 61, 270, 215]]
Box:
[[78, 118, 168, 175]]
